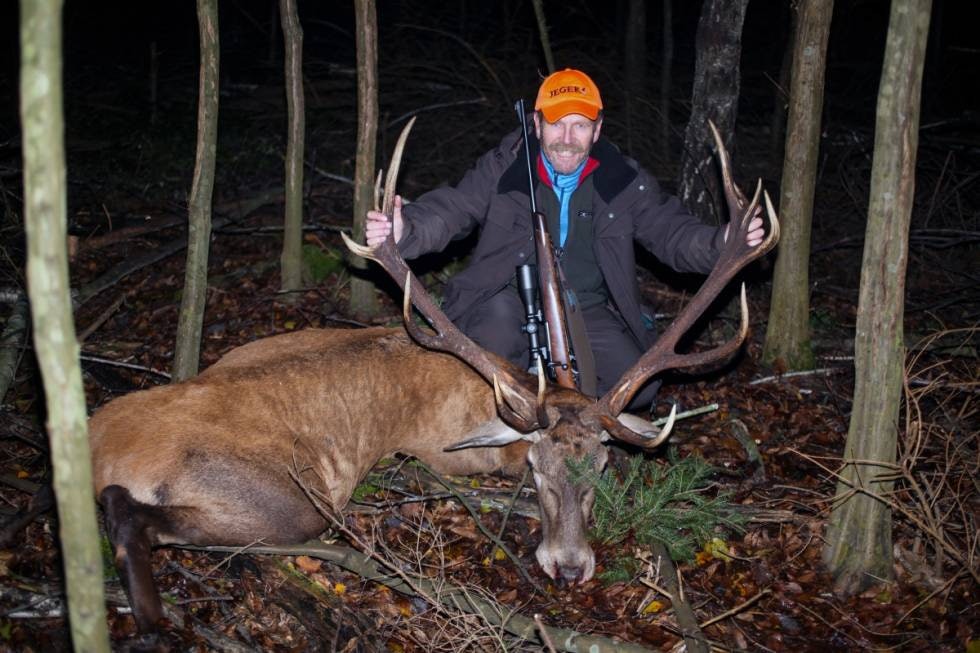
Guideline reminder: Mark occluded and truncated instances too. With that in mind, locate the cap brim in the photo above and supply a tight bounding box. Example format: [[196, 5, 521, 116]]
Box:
[[539, 99, 601, 123]]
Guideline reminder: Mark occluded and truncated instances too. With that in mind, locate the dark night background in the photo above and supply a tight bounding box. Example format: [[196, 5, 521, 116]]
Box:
[[0, 1, 978, 651], [1, 0, 978, 206]]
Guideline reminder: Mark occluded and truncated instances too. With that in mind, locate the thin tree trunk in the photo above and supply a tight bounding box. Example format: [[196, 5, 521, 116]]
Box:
[[624, 0, 646, 154], [660, 0, 673, 160], [762, 0, 833, 371], [768, 2, 795, 175], [531, 0, 555, 74], [678, 0, 749, 224], [19, 0, 110, 648], [349, 0, 379, 318], [279, 0, 305, 299], [172, 0, 219, 382], [823, 0, 932, 596]]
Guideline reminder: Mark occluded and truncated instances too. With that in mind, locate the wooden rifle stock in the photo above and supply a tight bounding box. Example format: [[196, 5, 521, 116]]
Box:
[[531, 211, 576, 388]]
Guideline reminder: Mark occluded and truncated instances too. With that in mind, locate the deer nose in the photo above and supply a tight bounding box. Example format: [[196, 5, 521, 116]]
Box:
[[558, 564, 583, 585]]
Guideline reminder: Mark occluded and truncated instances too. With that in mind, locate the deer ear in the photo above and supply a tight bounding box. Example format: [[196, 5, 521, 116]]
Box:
[[444, 418, 541, 451]]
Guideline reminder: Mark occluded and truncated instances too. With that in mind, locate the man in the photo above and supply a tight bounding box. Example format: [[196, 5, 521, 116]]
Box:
[[366, 68, 763, 409]]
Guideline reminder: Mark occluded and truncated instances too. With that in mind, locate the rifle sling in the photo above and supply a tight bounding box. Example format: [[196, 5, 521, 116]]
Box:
[[557, 264, 598, 397]]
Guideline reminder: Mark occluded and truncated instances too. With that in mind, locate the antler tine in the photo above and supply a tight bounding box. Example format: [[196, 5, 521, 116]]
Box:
[[597, 122, 780, 417], [381, 117, 413, 217], [597, 403, 677, 450], [342, 119, 544, 431], [373, 169, 383, 212], [708, 120, 749, 216]]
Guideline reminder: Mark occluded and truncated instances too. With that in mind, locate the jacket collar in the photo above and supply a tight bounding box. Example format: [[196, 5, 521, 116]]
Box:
[[498, 131, 637, 203]]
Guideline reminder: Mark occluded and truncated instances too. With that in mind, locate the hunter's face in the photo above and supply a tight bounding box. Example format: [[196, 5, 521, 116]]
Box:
[[535, 112, 602, 174]]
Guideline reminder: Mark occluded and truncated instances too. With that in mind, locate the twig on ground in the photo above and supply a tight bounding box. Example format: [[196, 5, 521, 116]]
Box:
[[78, 292, 127, 342], [897, 570, 966, 625], [412, 460, 544, 594], [491, 466, 530, 568], [79, 354, 171, 380], [749, 368, 840, 385], [792, 449, 980, 586], [651, 402, 719, 427], [698, 589, 771, 629]]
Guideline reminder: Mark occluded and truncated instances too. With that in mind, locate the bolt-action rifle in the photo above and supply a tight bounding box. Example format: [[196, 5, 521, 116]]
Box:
[[514, 99, 577, 389]]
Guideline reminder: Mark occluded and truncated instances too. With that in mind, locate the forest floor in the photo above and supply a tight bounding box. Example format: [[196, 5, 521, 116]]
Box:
[[1, 58, 978, 652]]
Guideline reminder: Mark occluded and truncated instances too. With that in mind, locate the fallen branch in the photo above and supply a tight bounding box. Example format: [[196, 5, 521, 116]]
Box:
[[652, 402, 719, 427], [648, 542, 709, 653], [73, 215, 231, 307], [72, 190, 283, 256], [74, 189, 281, 308], [189, 541, 663, 653], [78, 354, 171, 380], [77, 292, 127, 343], [748, 368, 840, 385]]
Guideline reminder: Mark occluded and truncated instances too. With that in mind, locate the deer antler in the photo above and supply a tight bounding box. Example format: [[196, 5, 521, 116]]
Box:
[[596, 120, 780, 422], [341, 119, 545, 431]]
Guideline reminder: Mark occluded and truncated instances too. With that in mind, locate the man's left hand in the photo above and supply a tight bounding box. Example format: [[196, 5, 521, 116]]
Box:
[[724, 213, 765, 247]]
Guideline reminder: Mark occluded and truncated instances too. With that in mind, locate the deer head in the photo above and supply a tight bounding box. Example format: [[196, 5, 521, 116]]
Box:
[[343, 118, 779, 583]]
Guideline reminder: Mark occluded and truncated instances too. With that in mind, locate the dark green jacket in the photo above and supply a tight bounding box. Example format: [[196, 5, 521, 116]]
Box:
[[398, 128, 725, 348]]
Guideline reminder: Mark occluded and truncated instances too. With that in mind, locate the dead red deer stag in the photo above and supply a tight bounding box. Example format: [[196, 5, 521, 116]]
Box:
[[90, 118, 778, 635]]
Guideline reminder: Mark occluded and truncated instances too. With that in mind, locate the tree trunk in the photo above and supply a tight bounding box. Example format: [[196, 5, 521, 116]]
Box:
[[530, 0, 555, 74], [762, 0, 833, 371], [19, 0, 110, 648], [823, 0, 932, 596], [172, 0, 219, 382], [279, 0, 305, 300], [659, 0, 674, 161], [623, 0, 646, 154], [678, 0, 749, 224], [767, 2, 795, 175], [348, 0, 380, 319]]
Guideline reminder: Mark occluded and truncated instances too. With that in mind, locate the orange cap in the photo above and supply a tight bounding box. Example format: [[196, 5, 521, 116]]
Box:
[[534, 69, 603, 123]]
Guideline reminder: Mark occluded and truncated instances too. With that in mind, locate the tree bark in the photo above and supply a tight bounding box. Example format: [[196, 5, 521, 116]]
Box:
[[823, 0, 932, 596], [762, 0, 833, 371], [278, 0, 305, 299], [172, 0, 219, 382], [349, 0, 380, 318], [678, 0, 749, 224], [19, 0, 110, 648]]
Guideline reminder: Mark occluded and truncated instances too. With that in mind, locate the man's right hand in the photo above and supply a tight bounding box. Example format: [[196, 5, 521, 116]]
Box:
[[365, 194, 404, 247]]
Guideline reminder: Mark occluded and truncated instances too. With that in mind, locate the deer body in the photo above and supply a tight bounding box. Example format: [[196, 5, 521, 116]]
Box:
[[92, 327, 525, 527], [90, 327, 532, 631]]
